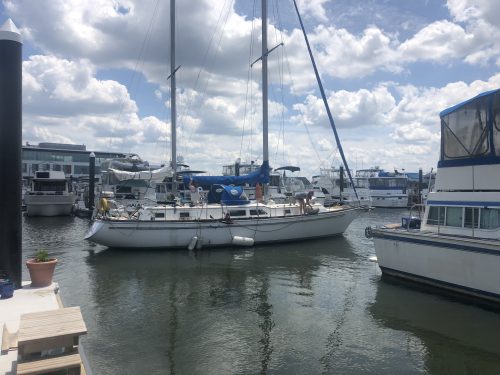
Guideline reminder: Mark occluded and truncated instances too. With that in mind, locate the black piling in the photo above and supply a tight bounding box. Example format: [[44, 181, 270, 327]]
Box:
[[0, 19, 22, 288], [339, 166, 344, 193], [418, 168, 423, 205], [88, 152, 95, 211]]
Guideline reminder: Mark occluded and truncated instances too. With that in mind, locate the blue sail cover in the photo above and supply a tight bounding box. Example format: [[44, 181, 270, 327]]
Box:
[[220, 185, 250, 205], [183, 160, 270, 186]]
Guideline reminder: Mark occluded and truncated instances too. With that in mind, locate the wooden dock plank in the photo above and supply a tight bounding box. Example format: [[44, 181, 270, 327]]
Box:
[[17, 307, 87, 357], [17, 352, 81, 375]]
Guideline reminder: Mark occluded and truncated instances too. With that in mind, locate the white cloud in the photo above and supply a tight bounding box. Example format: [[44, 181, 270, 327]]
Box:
[[296, 0, 330, 22]]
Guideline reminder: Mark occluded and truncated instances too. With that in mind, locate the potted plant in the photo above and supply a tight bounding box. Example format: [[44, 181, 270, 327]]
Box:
[[26, 250, 58, 287]]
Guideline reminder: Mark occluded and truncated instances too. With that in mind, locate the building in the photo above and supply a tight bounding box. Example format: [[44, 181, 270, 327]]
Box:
[[22, 142, 128, 179]]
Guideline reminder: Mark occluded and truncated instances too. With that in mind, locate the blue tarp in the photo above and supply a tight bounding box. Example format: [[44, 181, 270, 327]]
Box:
[[183, 160, 270, 187], [220, 185, 249, 205]]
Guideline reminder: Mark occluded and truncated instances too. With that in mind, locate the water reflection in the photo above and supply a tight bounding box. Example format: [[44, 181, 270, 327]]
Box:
[[83, 237, 357, 374], [369, 279, 500, 374]]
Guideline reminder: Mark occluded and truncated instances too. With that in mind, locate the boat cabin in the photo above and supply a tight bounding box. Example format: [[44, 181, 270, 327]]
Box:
[[30, 171, 69, 193], [422, 89, 500, 239]]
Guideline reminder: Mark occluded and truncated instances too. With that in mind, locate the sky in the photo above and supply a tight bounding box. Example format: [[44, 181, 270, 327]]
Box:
[[1, 0, 499, 177]]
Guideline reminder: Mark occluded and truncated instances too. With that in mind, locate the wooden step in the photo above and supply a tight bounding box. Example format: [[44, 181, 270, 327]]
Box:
[[17, 352, 82, 375]]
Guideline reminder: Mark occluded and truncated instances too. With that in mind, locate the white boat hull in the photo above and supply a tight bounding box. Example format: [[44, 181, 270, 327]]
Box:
[[25, 194, 75, 217], [372, 229, 500, 303], [371, 195, 408, 208], [86, 207, 360, 249]]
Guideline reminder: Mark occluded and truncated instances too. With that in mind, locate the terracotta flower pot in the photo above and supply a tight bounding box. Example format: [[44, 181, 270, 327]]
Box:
[[26, 258, 58, 287]]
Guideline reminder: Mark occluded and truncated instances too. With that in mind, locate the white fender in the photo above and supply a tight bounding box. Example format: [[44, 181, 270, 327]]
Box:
[[187, 236, 198, 250], [232, 236, 254, 246]]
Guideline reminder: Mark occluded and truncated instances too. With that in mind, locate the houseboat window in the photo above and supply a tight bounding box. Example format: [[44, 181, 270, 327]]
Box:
[[427, 206, 445, 225], [155, 213, 165, 218], [250, 209, 267, 216], [285, 209, 291, 214], [441, 98, 489, 159], [33, 180, 66, 192], [179, 212, 190, 218], [464, 207, 479, 228], [493, 93, 500, 155], [116, 186, 132, 194], [229, 210, 247, 217], [445, 207, 462, 227], [480, 208, 500, 229]]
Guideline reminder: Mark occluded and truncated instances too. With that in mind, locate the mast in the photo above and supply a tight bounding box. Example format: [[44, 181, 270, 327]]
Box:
[[262, 0, 268, 166], [292, 0, 359, 200], [170, 0, 177, 194]]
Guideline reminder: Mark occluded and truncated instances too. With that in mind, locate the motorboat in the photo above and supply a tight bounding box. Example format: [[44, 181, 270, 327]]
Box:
[[356, 167, 408, 208], [24, 171, 76, 216], [312, 166, 372, 207], [366, 88, 500, 305]]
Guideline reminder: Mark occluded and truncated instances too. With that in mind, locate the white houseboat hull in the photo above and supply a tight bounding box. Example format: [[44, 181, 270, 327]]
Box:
[[371, 195, 408, 208], [86, 207, 360, 249], [25, 194, 75, 217], [372, 229, 500, 303]]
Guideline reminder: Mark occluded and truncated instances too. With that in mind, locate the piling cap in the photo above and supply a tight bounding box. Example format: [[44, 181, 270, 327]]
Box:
[[0, 18, 22, 43]]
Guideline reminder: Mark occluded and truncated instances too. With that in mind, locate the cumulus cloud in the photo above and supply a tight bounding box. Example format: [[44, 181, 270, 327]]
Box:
[[296, 0, 330, 22], [4, 0, 500, 177]]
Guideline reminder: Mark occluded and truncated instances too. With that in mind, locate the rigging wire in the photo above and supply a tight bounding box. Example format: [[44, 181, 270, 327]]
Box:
[[240, 0, 258, 159], [280, 35, 325, 167], [178, 0, 231, 156], [111, 0, 161, 154], [271, 0, 287, 167]]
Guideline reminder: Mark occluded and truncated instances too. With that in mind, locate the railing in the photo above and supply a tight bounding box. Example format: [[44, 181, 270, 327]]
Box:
[[405, 203, 426, 231]]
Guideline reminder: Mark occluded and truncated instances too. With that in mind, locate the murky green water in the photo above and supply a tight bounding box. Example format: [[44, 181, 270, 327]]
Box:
[[21, 209, 500, 374]]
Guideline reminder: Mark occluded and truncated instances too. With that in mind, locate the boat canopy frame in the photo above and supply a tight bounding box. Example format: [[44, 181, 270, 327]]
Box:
[[439, 89, 500, 167]]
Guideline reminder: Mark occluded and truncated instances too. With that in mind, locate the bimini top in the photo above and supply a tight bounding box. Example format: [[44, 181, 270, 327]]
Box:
[[439, 88, 500, 168]]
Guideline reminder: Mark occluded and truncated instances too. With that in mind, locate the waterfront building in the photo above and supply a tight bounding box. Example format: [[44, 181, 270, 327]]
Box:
[[22, 142, 128, 179]]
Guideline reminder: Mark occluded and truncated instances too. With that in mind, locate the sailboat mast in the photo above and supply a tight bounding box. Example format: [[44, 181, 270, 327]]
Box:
[[262, 0, 268, 164], [170, 0, 177, 194]]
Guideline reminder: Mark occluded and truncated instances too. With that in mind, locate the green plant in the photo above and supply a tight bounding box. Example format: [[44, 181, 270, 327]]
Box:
[[34, 249, 50, 262]]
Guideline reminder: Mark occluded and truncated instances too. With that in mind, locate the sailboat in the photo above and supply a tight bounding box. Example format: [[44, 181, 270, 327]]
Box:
[[84, 0, 361, 249]]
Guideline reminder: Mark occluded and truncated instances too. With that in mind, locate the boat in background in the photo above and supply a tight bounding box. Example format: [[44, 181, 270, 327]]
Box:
[[312, 166, 372, 207], [356, 167, 408, 208], [24, 171, 76, 216], [367, 88, 500, 305]]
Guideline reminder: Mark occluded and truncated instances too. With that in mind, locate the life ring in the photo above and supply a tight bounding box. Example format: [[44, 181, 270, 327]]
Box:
[[99, 197, 109, 213], [364, 226, 373, 238]]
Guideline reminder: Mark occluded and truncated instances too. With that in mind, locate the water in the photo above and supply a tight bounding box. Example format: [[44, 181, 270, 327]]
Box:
[[21, 209, 500, 375]]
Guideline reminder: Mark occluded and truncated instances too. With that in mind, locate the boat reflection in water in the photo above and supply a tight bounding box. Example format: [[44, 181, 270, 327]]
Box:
[[369, 279, 500, 374], [83, 237, 359, 374]]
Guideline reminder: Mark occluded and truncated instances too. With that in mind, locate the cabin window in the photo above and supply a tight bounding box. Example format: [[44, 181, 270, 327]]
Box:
[[155, 213, 165, 218], [493, 93, 500, 155], [33, 180, 66, 192], [116, 186, 132, 194], [445, 207, 462, 227], [441, 97, 489, 160], [229, 210, 247, 217], [464, 207, 479, 228], [179, 212, 190, 219], [250, 209, 267, 216], [285, 209, 291, 214], [480, 208, 500, 229], [427, 206, 445, 225]]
